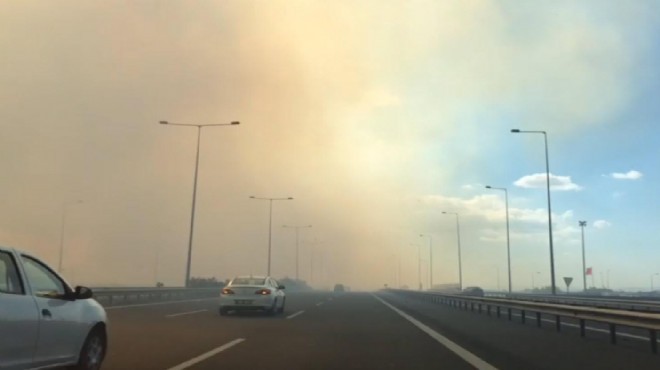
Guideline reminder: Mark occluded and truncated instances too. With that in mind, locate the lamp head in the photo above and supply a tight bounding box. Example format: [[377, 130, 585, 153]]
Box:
[[511, 129, 520, 133]]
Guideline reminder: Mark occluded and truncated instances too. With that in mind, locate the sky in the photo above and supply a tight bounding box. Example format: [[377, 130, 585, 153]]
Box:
[[1, 0, 659, 291]]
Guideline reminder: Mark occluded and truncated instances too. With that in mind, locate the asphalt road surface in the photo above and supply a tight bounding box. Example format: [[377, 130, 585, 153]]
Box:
[[102, 291, 660, 369]]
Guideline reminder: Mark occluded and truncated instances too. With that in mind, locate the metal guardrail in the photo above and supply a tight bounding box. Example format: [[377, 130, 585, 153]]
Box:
[[486, 293, 660, 313], [91, 287, 219, 306], [389, 289, 660, 354]]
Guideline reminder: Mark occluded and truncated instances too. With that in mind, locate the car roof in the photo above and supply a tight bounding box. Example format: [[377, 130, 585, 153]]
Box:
[[233, 275, 269, 280]]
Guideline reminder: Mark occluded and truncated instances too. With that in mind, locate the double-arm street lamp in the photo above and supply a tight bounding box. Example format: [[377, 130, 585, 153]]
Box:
[[420, 234, 433, 289], [485, 185, 512, 293], [511, 129, 556, 295], [159, 119, 240, 287], [282, 224, 312, 280], [442, 211, 463, 291], [250, 196, 294, 276]]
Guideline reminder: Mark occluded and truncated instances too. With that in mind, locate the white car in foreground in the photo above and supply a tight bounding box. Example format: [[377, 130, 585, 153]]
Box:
[[0, 246, 107, 370], [219, 276, 286, 316]]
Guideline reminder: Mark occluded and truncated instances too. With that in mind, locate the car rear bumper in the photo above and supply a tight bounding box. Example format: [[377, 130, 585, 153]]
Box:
[[219, 295, 275, 311]]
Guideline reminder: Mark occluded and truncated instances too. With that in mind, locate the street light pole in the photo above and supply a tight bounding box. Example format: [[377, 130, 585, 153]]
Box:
[[579, 221, 587, 292], [282, 225, 312, 280], [58, 200, 83, 273], [486, 185, 512, 293], [511, 129, 556, 295], [442, 211, 463, 291], [532, 271, 540, 290], [250, 196, 294, 276], [159, 120, 239, 287], [420, 234, 433, 289], [411, 243, 421, 290]]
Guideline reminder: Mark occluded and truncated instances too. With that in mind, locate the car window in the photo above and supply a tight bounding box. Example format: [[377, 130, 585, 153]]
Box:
[[0, 251, 24, 295], [21, 256, 66, 298], [231, 277, 266, 285]]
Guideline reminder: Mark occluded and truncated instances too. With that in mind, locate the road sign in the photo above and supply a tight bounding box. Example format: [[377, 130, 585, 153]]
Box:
[[563, 277, 573, 293]]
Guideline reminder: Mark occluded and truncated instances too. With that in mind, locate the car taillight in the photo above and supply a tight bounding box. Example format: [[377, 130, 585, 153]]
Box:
[[222, 288, 234, 295], [255, 289, 271, 295]]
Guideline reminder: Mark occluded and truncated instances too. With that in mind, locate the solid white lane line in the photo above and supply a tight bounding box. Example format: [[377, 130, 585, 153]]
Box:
[[287, 310, 305, 320], [104, 298, 216, 310], [166, 309, 208, 318], [316, 301, 324, 306], [166, 338, 245, 370], [373, 294, 499, 370]]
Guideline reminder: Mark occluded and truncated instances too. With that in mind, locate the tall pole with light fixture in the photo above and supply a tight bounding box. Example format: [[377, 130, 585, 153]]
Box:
[[159, 120, 240, 287], [420, 234, 433, 289], [579, 221, 587, 292], [511, 129, 556, 295], [250, 196, 294, 276], [442, 211, 463, 291], [282, 224, 312, 280], [411, 243, 421, 290], [485, 185, 512, 293]]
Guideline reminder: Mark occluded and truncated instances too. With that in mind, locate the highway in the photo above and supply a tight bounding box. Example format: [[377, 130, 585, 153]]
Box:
[[102, 291, 660, 370]]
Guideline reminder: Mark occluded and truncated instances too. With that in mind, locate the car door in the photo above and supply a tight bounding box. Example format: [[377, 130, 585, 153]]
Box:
[[20, 254, 88, 367], [0, 249, 40, 370]]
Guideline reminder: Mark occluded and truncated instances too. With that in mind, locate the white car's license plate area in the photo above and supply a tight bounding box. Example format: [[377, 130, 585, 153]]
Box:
[[235, 300, 253, 305]]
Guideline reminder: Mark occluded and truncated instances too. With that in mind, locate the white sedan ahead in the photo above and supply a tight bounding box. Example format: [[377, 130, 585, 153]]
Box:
[[219, 276, 286, 316]]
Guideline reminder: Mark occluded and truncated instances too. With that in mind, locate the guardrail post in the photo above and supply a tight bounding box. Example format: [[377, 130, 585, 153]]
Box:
[[536, 312, 541, 328], [580, 319, 586, 337], [487, 305, 491, 316], [609, 324, 617, 344], [650, 330, 657, 354], [508, 308, 512, 321], [478, 303, 482, 314], [521, 310, 526, 324], [555, 316, 561, 332], [496, 306, 501, 318]]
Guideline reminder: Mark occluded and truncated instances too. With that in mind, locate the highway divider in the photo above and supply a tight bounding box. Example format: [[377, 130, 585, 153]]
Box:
[[485, 292, 660, 313], [387, 289, 660, 354], [91, 287, 219, 307]]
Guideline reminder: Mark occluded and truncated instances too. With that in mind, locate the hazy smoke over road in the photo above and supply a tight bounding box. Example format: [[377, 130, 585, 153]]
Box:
[[1, 1, 656, 289]]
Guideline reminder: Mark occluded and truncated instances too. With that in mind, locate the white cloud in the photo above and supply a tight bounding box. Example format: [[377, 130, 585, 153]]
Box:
[[461, 183, 484, 191], [593, 220, 612, 229], [514, 173, 583, 191], [610, 170, 643, 180]]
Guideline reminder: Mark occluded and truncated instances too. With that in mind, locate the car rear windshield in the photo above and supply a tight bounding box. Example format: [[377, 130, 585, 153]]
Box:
[[231, 278, 266, 285]]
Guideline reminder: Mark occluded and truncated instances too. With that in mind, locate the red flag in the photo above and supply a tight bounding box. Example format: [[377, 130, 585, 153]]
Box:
[[586, 267, 593, 275]]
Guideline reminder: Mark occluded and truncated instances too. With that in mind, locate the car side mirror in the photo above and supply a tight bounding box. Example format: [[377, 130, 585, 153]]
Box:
[[75, 286, 93, 300], [278, 285, 285, 290]]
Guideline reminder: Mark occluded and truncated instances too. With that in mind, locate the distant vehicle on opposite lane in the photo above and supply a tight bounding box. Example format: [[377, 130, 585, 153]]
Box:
[[0, 246, 108, 370], [333, 283, 345, 293], [219, 276, 286, 316], [460, 286, 485, 297]]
